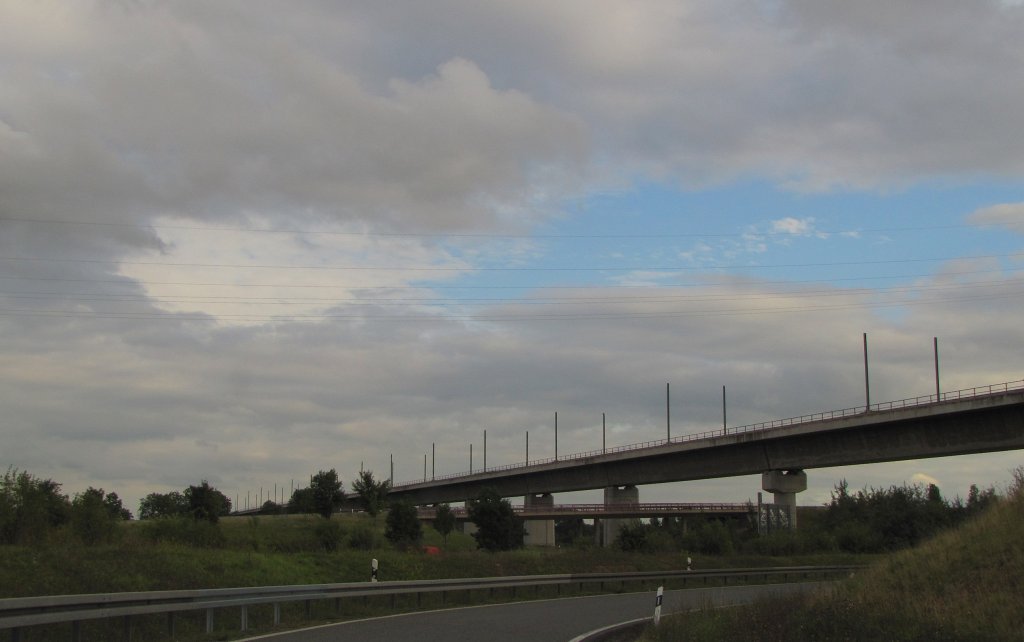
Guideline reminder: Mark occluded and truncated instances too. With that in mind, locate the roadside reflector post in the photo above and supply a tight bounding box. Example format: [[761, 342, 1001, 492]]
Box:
[[371, 558, 379, 582], [653, 585, 664, 625]]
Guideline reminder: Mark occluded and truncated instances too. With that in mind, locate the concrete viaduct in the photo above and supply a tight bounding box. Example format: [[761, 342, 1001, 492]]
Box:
[[370, 381, 1024, 544]]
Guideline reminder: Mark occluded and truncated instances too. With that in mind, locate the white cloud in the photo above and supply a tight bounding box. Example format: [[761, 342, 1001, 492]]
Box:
[[771, 217, 815, 236], [968, 203, 1024, 233]]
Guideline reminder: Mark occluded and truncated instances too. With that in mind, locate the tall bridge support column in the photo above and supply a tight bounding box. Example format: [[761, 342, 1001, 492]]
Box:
[[761, 470, 807, 530], [598, 485, 639, 547], [523, 493, 556, 546]]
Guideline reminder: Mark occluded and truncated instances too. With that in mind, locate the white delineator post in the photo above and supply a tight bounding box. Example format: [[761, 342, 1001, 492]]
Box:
[[371, 558, 378, 582], [653, 586, 664, 626]]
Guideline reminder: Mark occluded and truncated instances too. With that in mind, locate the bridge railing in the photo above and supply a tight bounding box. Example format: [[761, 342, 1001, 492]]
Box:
[[0, 566, 860, 640], [415, 502, 753, 518], [394, 379, 1024, 488]]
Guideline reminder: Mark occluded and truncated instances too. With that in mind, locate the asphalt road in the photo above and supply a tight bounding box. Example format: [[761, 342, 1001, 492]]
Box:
[[242, 581, 825, 642]]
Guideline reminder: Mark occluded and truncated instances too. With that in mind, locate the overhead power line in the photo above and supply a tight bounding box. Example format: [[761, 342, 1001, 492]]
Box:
[[1, 286, 1021, 323], [1, 252, 1021, 272], [0, 266, 1017, 290], [2, 215, 1014, 239]]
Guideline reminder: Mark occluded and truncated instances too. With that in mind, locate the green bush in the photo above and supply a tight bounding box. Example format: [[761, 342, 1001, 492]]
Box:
[[467, 488, 525, 552], [70, 488, 119, 546], [348, 522, 378, 550], [615, 521, 647, 551], [385, 501, 422, 550], [314, 519, 344, 552], [0, 468, 70, 545]]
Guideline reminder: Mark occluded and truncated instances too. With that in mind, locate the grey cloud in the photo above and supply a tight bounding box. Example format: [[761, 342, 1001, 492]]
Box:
[[3, 1, 1023, 514], [5, 271, 1020, 510], [1, 3, 586, 235]]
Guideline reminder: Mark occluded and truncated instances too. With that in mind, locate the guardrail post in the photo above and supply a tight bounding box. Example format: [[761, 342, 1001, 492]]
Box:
[[305, 599, 312, 619], [240, 605, 248, 631], [72, 621, 82, 642], [167, 612, 175, 637], [123, 615, 132, 641], [274, 603, 281, 625], [205, 608, 214, 634], [11, 627, 21, 642]]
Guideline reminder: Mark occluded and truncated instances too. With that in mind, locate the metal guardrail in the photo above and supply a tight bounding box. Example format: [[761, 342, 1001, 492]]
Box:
[[395, 378, 1024, 487], [0, 566, 858, 640]]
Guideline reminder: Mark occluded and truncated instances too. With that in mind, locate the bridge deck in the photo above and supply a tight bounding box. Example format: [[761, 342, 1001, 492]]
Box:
[[383, 379, 1024, 505]]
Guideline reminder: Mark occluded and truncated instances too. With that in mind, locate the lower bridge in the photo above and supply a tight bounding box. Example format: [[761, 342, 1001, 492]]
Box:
[[416, 502, 753, 521]]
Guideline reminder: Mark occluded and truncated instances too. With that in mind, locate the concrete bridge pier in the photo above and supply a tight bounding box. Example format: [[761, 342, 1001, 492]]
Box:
[[523, 493, 556, 546], [597, 485, 639, 547], [761, 469, 807, 529]]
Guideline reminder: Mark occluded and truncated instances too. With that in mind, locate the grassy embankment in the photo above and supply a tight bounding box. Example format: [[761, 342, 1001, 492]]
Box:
[[0, 513, 862, 596], [641, 478, 1024, 641], [0, 513, 863, 641]]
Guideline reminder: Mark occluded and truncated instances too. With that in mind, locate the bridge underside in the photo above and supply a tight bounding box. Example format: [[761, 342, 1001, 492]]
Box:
[[382, 393, 1024, 506]]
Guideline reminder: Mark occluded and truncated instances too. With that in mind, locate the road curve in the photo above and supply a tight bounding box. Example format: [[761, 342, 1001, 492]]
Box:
[[242, 581, 825, 642]]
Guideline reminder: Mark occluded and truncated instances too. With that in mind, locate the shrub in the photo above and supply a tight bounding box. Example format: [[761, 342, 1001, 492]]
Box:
[[138, 491, 188, 520], [0, 468, 70, 545], [314, 519, 344, 552], [615, 520, 647, 551], [185, 482, 231, 524], [385, 501, 422, 549], [467, 488, 524, 552], [70, 488, 120, 545], [433, 503, 456, 544], [348, 522, 378, 550]]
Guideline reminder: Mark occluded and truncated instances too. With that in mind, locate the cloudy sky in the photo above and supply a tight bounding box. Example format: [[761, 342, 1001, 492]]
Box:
[[2, 1, 1023, 515]]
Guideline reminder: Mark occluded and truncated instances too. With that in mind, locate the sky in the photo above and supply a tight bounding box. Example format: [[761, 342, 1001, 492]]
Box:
[[1, 0, 1023, 515]]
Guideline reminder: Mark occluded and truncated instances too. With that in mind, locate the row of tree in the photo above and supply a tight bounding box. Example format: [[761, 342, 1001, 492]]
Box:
[[138, 481, 233, 523], [277, 468, 522, 552], [609, 479, 1005, 555], [2, 465, 528, 551], [1, 468, 132, 545]]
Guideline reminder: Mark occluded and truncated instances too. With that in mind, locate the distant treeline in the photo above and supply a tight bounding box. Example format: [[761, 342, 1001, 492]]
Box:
[[609, 479, 1003, 556], [0, 468, 231, 546]]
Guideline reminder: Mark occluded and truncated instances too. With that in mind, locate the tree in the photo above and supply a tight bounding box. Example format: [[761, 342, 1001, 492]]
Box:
[[433, 503, 456, 545], [0, 468, 70, 544], [385, 500, 422, 549], [185, 481, 231, 524], [287, 487, 316, 514], [138, 491, 188, 519], [310, 469, 344, 519], [102, 492, 133, 520], [351, 470, 391, 519], [466, 488, 524, 552], [71, 488, 119, 545], [614, 520, 647, 552]]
